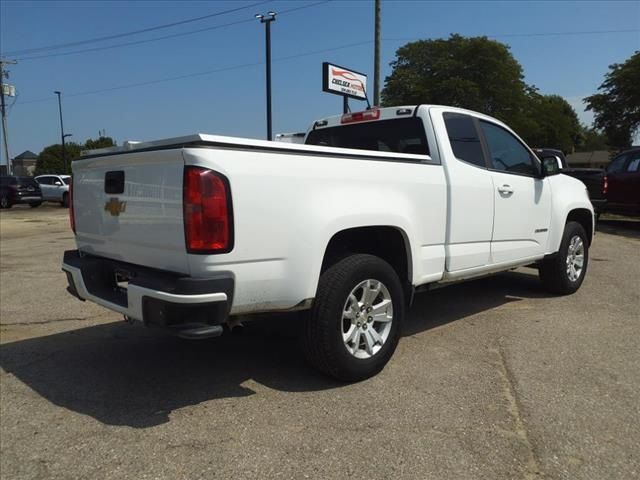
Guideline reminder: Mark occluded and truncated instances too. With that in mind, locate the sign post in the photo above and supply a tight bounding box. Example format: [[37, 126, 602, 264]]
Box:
[[322, 62, 369, 113]]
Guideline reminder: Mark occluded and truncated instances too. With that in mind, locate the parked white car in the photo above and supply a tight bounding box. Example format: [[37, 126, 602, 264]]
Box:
[[62, 105, 594, 380], [35, 174, 71, 207]]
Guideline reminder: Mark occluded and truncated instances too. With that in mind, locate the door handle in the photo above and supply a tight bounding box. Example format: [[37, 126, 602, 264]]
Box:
[[498, 184, 514, 194]]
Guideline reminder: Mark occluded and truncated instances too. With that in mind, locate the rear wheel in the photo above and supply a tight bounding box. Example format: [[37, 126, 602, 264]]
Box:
[[1, 195, 11, 208], [539, 221, 589, 295], [302, 254, 405, 381]]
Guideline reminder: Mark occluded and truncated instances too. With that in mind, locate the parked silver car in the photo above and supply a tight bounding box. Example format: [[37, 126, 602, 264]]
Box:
[[35, 174, 71, 207]]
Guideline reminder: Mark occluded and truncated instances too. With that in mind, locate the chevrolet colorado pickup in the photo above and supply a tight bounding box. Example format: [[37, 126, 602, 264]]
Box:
[[62, 105, 594, 381]]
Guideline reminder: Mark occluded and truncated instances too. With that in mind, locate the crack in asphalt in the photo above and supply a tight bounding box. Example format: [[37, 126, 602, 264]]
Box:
[[493, 341, 543, 479], [1, 317, 92, 326]]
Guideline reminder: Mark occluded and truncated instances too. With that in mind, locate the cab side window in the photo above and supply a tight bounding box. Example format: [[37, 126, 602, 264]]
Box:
[[443, 113, 486, 168], [38, 176, 52, 185], [480, 121, 539, 176]]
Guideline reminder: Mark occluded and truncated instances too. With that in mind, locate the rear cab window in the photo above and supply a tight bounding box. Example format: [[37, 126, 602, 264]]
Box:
[[17, 177, 39, 187], [443, 113, 486, 168], [625, 151, 640, 172], [607, 154, 627, 173], [305, 118, 430, 157]]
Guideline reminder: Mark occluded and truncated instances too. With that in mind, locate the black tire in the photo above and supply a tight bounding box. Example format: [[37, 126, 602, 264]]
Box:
[[29, 202, 42, 208], [0, 195, 10, 209], [539, 221, 589, 295], [302, 254, 405, 381], [62, 192, 69, 208]]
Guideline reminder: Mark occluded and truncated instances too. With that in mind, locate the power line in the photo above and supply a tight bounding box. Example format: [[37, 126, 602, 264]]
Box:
[[1, 1, 271, 56], [16, 19, 635, 61], [14, 24, 638, 105], [17, 39, 371, 106], [15, 1, 332, 61], [385, 28, 640, 42], [17, 18, 258, 61]]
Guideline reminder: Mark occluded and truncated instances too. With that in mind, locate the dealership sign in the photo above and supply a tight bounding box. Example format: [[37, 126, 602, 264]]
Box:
[[322, 62, 368, 101]]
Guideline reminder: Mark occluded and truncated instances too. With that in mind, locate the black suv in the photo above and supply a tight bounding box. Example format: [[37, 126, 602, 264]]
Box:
[[0, 176, 43, 208]]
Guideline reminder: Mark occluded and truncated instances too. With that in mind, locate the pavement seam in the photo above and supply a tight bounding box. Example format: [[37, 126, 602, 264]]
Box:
[[0, 317, 93, 327], [493, 341, 543, 479]]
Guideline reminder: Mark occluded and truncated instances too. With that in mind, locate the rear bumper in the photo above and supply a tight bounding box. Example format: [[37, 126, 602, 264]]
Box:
[[62, 250, 234, 334], [10, 193, 42, 204]]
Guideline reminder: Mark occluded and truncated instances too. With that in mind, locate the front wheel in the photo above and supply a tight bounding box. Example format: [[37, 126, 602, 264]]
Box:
[[0, 195, 10, 209], [302, 254, 405, 381], [539, 221, 589, 295], [62, 192, 69, 208]]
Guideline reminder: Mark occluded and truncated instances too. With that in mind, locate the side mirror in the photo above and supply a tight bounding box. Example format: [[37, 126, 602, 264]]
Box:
[[541, 155, 561, 177], [54, 181, 63, 186]]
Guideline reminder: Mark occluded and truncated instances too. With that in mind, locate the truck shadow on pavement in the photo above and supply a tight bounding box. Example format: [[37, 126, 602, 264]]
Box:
[[596, 217, 640, 240], [0, 270, 550, 429]]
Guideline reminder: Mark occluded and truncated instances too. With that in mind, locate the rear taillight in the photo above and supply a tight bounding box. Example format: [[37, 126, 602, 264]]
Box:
[[69, 178, 76, 234], [603, 175, 608, 195], [183, 166, 233, 254], [340, 108, 381, 124]]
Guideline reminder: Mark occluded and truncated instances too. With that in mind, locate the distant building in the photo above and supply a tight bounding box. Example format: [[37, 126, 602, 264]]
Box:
[[11, 150, 38, 176]]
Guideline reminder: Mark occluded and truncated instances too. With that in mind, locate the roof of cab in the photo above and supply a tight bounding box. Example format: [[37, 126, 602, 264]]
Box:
[[309, 104, 512, 131]]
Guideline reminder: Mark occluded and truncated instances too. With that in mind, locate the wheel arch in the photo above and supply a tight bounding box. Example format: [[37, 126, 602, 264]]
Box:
[[320, 225, 413, 287], [566, 208, 594, 246]]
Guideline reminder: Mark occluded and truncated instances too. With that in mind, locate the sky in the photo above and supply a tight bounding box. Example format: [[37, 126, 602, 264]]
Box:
[[1, 0, 639, 166]]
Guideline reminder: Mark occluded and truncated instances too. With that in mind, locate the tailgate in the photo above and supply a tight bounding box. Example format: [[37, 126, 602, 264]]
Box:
[[72, 149, 189, 274]]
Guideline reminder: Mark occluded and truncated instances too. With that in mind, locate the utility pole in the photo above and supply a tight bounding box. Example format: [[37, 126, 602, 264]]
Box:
[[1, 59, 17, 175], [373, 0, 381, 106], [54, 91, 71, 174], [256, 11, 276, 141]]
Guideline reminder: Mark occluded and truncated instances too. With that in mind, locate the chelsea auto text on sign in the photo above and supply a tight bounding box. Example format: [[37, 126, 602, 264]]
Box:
[[322, 62, 368, 101]]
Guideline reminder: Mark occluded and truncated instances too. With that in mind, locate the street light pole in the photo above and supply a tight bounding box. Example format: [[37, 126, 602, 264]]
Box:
[[256, 12, 276, 141], [1, 59, 17, 174], [373, 0, 381, 106], [53, 91, 68, 174]]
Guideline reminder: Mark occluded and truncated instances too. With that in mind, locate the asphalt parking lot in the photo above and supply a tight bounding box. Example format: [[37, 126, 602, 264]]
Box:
[[1, 205, 638, 480]]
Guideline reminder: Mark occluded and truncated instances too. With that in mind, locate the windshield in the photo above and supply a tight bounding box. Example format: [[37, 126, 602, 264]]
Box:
[[63, 177, 71, 185], [305, 118, 430, 156]]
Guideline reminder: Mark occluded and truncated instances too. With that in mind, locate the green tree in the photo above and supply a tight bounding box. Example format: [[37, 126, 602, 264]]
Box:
[[381, 35, 585, 151], [585, 51, 640, 149], [577, 128, 609, 152], [382, 35, 530, 129], [84, 136, 116, 150], [35, 136, 116, 175], [526, 94, 582, 152], [35, 142, 82, 175]]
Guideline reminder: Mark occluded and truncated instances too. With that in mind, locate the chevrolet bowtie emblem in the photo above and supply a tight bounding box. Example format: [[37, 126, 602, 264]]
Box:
[[105, 197, 127, 216]]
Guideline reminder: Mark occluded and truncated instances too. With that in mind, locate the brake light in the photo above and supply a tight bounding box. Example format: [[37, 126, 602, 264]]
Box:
[[183, 166, 233, 253], [603, 175, 608, 195], [69, 178, 76, 234], [340, 109, 381, 124]]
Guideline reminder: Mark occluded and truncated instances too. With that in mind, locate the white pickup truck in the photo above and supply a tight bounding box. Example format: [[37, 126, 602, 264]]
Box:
[[62, 105, 594, 380]]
